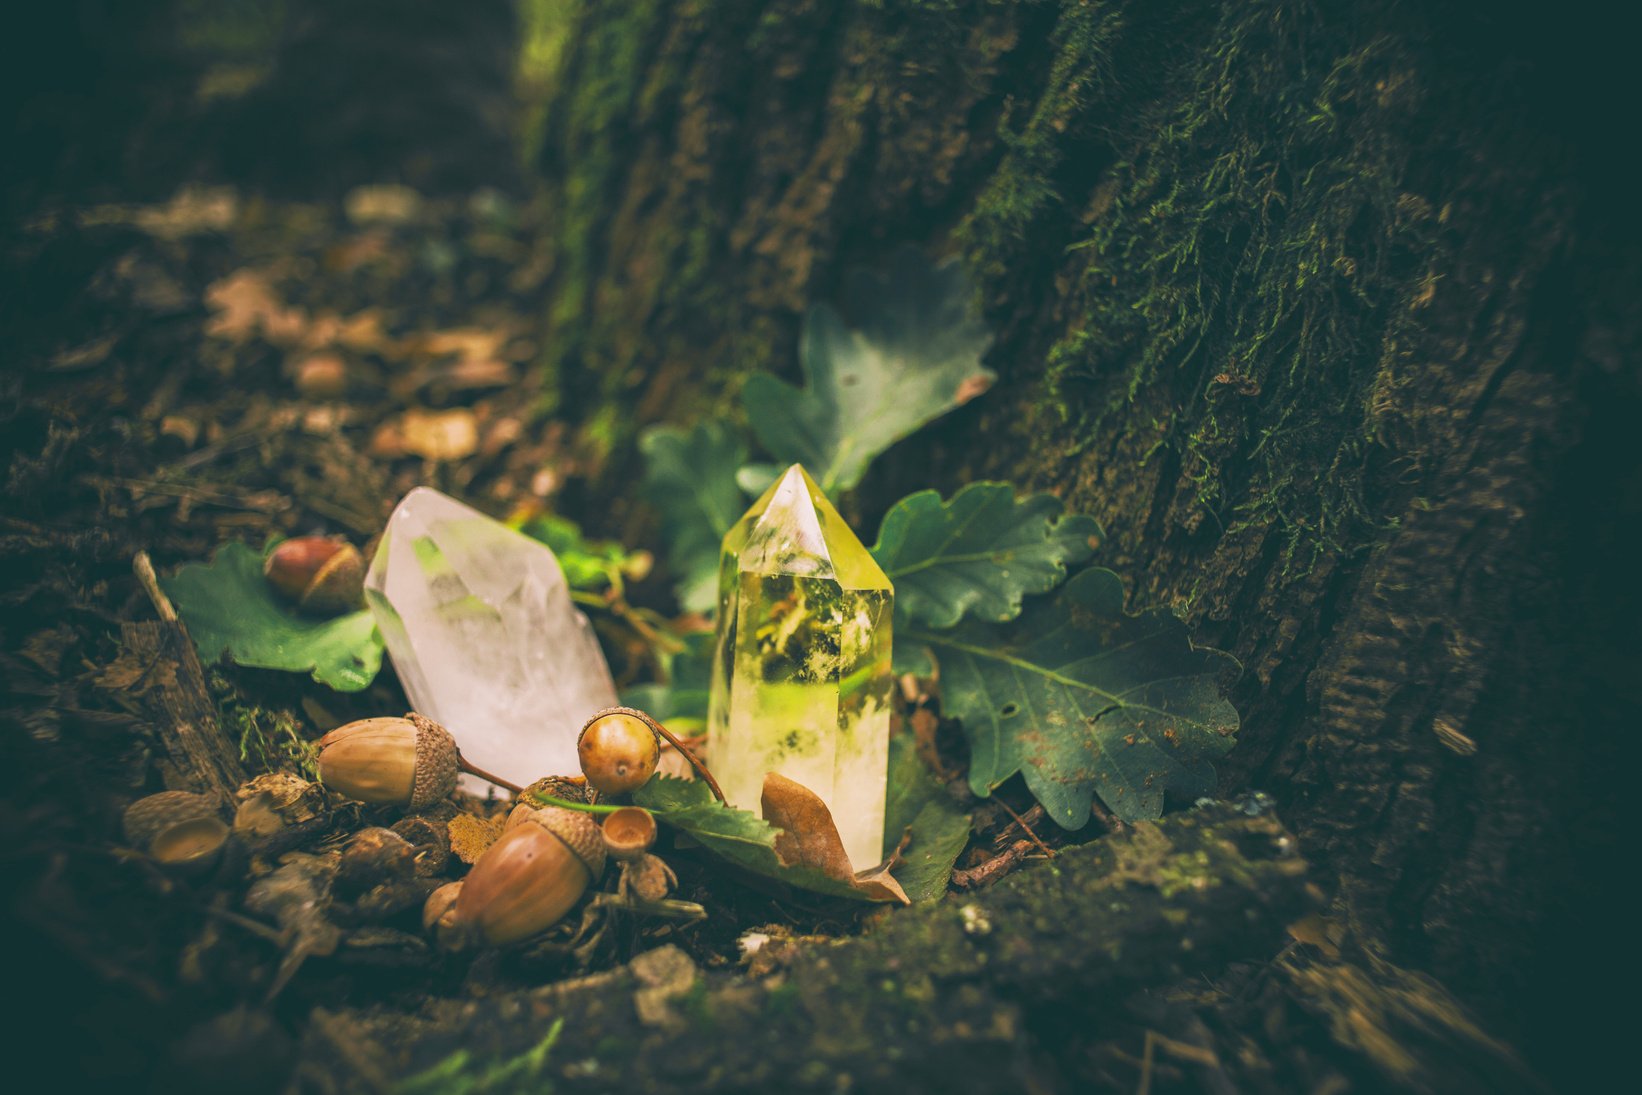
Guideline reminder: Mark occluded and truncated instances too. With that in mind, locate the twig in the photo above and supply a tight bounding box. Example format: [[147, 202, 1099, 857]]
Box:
[[650, 719, 725, 804], [951, 839, 1037, 890], [457, 753, 523, 796], [992, 798, 1055, 859], [132, 551, 177, 621]]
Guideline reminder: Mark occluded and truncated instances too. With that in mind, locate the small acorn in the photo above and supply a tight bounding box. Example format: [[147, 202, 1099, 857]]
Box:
[[317, 714, 458, 808], [423, 881, 463, 935], [451, 805, 605, 947], [601, 806, 657, 863], [577, 707, 662, 795], [263, 537, 365, 616]]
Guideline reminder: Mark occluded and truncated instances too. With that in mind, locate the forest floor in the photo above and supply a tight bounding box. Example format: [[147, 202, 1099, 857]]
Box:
[[0, 183, 1084, 1090], [1, 184, 1546, 1094]]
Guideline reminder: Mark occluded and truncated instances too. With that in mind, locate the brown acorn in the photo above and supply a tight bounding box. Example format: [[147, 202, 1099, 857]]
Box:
[[422, 881, 464, 935], [451, 806, 605, 947], [263, 537, 365, 615], [576, 708, 662, 795], [316, 714, 458, 808]]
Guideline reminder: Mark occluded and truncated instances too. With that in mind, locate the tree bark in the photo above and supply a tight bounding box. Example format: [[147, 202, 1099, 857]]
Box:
[[529, 0, 1636, 1084]]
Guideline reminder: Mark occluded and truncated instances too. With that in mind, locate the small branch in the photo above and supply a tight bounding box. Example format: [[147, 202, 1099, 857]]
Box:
[[649, 719, 726, 804], [132, 551, 177, 622], [457, 754, 524, 796], [951, 839, 1037, 890], [992, 798, 1055, 859]]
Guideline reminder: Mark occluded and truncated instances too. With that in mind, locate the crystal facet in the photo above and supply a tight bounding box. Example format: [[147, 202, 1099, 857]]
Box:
[[365, 487, 618, 788], [708, 465, 893, 870]]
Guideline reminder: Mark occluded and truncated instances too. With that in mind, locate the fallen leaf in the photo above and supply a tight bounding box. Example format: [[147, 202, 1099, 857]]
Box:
[[447, 812, 507, 865], [870, 482, 1102, 629], [160, 542, 384, 692], [371, 408, 479, 461], [49, 335, 117, 372], [882, 734, 971, 901], [899, 568, 1239, 827], [632, 777, 905, 903], [344, 184, 423, 225], [205, 270, 306, 345], [763, 774, 909, 903], [741, 246, 995, 493], [638, 422, 748, 613]]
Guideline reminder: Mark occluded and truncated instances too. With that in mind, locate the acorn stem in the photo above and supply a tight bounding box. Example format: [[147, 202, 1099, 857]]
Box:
[[650, 719, 726, 804], [457, 753, 523, 796]]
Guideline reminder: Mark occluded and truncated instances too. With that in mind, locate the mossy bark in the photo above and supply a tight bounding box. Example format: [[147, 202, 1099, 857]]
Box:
[[528, 0, 1635, 1084]]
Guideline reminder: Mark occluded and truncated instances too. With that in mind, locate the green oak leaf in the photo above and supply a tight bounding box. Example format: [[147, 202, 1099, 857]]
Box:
[[161, 541, 383, 692], [742, 247, 995, 494], [883, 733, 971, 901], [899, 568, 1238, 828], [633, 777, 889, 902], [871, 482, 1102, 629], [639, 422, 748, 613]]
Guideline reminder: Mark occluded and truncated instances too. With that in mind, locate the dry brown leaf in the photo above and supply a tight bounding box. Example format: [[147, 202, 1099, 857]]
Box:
[[371, 408, 479, 461], [344, 184, 422, 225], [205, 270, 306, 345], [762, 773, 910, 904], [447, 812, 507, 864], [404, 328, 509, 362]]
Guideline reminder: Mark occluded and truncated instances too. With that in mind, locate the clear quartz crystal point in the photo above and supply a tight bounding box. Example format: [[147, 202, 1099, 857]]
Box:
[[708, 464, 894, 870], [364, 487, 618, 789]]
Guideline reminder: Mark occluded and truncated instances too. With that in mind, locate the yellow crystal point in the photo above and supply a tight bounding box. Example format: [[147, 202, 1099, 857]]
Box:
[[707, 464, 894, 870]]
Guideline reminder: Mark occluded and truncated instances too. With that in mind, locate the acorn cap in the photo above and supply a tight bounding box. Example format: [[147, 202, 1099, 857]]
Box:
[[601, 806, 657, 862], [406, 713, 459, 809], [517, 805, 607, 879], [123, 791, 220, 848], [149, 815, 230, 874]]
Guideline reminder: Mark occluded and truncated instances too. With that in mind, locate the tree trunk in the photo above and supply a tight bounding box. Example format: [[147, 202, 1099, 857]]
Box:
[[526, 0, 1636, 1086]]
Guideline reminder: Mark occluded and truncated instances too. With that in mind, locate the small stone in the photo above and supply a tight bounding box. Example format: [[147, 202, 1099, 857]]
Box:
[[365, 488, 618, 789]]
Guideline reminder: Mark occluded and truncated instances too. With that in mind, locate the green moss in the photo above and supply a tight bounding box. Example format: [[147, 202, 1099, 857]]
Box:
[[959, 1, 1463, 576], [211, 674, 316, 779], [398, 1017, 565, 1094]]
